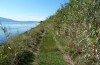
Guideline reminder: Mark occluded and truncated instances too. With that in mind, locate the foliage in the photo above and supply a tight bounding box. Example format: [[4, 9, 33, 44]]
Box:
[[0, 0, 100, 65], [12, 50, 34, 65]]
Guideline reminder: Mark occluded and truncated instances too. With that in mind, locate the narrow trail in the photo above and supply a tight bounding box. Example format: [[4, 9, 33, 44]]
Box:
[[52, 33, 75, 65], [34, 29, 67, 65], [32, 29, 45, 65], [32, 29, 75, 65]]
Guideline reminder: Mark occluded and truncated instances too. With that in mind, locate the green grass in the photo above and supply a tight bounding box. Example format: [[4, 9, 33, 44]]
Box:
[[38, 52, 66, 65], [37, 31, 67, 65]]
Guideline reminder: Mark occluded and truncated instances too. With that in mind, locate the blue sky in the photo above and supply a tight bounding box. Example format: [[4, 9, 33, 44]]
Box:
[[0, 0, 69, 21]]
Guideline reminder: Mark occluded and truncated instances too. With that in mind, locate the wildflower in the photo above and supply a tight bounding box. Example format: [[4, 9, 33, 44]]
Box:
[[95, 49, 97, 53], [96, 54, 99, 59], [8, 47, 11, 50], [15, 53, 17, 56]]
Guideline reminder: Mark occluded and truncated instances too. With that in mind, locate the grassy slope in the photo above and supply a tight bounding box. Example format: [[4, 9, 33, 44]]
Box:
[[0, 0, 100, 65]]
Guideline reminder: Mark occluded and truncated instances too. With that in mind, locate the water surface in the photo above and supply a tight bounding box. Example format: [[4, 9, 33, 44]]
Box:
[[0, 22, 39, 44]]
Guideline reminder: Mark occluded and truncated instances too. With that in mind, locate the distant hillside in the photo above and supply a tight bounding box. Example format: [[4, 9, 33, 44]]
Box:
[[0, 17, 38, 24]]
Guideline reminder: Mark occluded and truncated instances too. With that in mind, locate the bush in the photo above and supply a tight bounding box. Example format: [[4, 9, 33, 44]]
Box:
[[12, 50, 34, 65]]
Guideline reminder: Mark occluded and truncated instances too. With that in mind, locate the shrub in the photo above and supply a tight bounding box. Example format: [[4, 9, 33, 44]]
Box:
[[12, 50, 34, 65]]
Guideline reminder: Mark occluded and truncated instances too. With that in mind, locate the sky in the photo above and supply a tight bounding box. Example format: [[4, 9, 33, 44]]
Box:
[[0, 0, 69, 21]]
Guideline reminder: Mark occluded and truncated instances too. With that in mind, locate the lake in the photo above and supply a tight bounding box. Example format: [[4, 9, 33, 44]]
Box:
[[0, 22, 39, 44]]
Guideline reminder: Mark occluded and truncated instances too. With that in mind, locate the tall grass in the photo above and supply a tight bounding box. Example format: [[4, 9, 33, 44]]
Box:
[[42, 0, 100, 65]]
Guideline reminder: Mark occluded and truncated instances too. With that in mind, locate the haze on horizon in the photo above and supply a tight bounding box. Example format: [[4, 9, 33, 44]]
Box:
[[0, 0, 69, 21]]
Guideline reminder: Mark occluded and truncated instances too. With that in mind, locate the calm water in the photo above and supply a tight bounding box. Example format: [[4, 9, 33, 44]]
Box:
[[0, 22, 39, 44]]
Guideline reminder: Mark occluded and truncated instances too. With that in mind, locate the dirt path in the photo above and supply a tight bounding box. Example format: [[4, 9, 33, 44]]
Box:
[[52, 33, 75, 65]]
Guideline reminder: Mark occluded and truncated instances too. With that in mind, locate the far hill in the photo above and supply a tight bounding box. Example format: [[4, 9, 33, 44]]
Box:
[[0, 17, 39, 24]]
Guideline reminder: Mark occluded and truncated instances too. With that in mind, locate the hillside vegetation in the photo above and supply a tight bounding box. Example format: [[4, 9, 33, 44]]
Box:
[[0, 0, 100, 65]]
